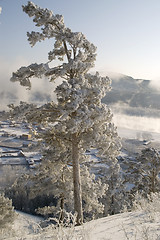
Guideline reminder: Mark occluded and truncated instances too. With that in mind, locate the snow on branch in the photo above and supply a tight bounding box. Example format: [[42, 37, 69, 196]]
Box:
[[10, 63, 49, 89], [9, 101, 61, 124], [22, 1, 97, 68], [22, 1, 65, 46]]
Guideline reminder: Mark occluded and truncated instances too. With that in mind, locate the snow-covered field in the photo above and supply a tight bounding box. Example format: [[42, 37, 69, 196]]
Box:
[[2, 210, 160, 240]]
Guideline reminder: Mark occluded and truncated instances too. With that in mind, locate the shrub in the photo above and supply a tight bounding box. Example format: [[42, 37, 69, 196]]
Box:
[[0, 193, 15, 229]]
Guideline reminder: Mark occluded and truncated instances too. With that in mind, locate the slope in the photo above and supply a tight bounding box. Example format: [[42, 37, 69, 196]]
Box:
[[2, 210, 160, 240]]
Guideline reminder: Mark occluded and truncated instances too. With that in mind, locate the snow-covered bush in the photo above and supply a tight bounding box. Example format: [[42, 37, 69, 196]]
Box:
[[122, 192, 160, 240], [0, 193, 15, 229], [132, 192, 160, 223], [132, 192, 160, 213]]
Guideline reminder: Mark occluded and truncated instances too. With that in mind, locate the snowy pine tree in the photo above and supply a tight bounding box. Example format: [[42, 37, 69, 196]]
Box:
[[101, 161, 126, 215], [137, 147, 160, 194], [10, 1, 121, 224], [124, 147, 160, 197]]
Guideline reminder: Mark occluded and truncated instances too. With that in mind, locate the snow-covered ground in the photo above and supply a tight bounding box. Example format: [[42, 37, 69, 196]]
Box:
[[2, 210, 160, 240]]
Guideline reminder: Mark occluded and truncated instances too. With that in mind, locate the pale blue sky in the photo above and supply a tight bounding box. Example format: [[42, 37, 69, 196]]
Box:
[[1, 0, 160, 83]]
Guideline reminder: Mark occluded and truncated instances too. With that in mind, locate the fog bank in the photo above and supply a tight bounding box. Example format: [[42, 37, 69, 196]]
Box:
[[113, 114, 160, 134]]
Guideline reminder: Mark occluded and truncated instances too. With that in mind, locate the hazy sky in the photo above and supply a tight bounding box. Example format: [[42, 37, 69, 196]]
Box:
[[1, 0, 160, 83]]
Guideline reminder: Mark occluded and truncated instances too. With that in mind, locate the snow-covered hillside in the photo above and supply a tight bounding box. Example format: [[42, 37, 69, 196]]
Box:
[[2, 210, 160, 240]]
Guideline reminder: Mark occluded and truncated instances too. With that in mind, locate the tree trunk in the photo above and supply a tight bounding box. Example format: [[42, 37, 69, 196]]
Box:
[[72, 133, 83, 225], [151, 170, 156, 193], [59, 194, 64, 223]]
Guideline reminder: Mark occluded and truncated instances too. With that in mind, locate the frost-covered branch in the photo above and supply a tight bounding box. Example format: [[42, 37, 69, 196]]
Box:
[[11, 2, 98, 89], [8, 101, 61, 124], [10, 63, 49, 89]]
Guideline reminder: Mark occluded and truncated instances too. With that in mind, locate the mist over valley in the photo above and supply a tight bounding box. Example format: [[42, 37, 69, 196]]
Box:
[[1, 72, 160, 135]]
